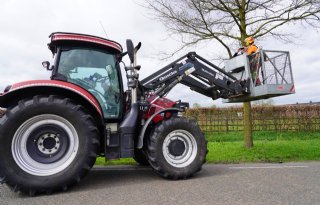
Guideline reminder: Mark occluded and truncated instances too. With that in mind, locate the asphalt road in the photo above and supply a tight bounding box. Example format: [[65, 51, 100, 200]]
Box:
[[1, 162, 319, 205]]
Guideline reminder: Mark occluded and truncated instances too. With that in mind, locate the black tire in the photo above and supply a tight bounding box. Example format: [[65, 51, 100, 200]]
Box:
[[133, 128, 151, 166], [0, 95, 100, 195], [146, 117, 207, 179], [133, 148, 149, 166]]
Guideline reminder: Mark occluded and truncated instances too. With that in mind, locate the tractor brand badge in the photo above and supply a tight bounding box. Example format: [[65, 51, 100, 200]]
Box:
[[159, 70, 177, 81]]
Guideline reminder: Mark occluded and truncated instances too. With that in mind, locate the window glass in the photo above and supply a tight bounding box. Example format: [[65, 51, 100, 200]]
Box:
[[58, 49, 120, 118]]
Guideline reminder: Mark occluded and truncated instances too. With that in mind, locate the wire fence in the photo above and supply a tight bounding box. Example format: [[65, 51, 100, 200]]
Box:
[[184, 104, 320, 133]]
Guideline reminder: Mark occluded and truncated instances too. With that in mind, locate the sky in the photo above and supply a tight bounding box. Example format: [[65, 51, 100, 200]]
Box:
[[0, 0, 319, 107]]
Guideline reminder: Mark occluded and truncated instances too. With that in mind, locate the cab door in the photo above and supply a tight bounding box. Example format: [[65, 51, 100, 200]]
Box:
[[56, 47, 123, 119]]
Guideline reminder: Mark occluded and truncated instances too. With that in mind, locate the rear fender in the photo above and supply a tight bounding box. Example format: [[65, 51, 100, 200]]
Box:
[[0, 80, 104, 127]]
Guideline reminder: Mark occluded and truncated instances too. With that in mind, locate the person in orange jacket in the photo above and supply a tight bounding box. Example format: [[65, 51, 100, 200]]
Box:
[[234, 36, 258, 56], [245, 36, 261, 85], [233, 36, 262, 85], [244, 36, 258, 55]]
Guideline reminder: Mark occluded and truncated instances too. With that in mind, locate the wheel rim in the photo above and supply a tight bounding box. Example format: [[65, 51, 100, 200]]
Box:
[[162, 129, 197, 168], [12, 114, 79, 176]]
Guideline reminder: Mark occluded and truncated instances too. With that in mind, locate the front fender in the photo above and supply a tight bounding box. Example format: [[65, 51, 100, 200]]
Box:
[[137, 108, 182, 149]]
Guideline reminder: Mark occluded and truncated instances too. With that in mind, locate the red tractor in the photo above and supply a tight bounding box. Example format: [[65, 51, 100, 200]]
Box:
[[0, 32, 253, 195]]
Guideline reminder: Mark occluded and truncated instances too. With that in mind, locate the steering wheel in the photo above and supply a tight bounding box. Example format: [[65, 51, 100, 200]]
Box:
[[70, 78, 95, 89], [88, 73, 110, 83]]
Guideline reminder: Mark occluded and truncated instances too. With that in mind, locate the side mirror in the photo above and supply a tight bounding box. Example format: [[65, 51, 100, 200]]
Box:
[[42, 61, 53, 70], [135, 42, 141, 53], [126, 39, 134, 64]]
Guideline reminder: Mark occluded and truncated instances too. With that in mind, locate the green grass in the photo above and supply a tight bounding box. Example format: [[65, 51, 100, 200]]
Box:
[[207, 140, 320, 163], [95, 157, 136, 166], [95, 131, 320, 165], [206, 131, 320, 142]]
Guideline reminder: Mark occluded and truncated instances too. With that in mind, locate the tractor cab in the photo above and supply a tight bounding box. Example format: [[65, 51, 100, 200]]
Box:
[[47, 33, 124, 119]]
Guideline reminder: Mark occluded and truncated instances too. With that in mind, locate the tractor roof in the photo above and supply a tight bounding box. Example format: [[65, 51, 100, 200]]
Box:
[[48, 32, 123, 54]]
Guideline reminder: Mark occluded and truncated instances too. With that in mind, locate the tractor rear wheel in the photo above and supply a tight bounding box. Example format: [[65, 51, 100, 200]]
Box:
[[146, 117, 207, 179], [0, 96, 100, 195]]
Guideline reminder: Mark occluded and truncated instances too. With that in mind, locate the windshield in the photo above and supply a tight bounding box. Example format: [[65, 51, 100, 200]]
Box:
[[57, 48, 121, 119]]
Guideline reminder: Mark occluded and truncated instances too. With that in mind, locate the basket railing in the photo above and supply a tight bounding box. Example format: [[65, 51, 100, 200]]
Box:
[[250, 50, 293, 87]]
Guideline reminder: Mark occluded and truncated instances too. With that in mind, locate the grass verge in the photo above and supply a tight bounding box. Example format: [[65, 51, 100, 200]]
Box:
[[95, 131, 320, 165], [206, 139, 320, 163], [206, 131, 320, 142], [95, 157, 136, 166]]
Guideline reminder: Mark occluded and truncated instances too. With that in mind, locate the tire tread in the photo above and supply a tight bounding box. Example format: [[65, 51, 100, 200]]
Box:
[[0, 95, 100, 195], [146, 117, 207, 180]]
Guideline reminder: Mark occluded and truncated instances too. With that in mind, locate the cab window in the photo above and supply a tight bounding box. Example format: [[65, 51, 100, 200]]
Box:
[[57, 48, 121, 119]]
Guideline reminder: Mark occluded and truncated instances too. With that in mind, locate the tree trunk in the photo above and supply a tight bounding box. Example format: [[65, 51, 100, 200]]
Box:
[[239, 3, 253, 148], [243, 101, 253, 148]]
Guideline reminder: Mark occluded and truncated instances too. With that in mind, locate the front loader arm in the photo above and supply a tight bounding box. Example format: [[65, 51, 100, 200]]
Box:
[[141, 52, 250, 100]]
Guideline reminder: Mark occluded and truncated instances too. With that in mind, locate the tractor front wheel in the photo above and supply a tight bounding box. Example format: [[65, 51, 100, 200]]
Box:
[[146, 117, 207, 179], [133, 148, 149, 166], [0, 96, 100, 195]]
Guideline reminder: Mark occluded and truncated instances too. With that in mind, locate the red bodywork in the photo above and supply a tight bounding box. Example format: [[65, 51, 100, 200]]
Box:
[[8, 80, 103, 116], [49, 32, 123, 53], [144, 95, 176, 123], [5, 81, 177, 122]]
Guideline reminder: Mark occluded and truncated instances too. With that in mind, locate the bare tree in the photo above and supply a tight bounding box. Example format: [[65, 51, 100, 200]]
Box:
[[145, 0, 320, 57], [144, 0, 320, 148]]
